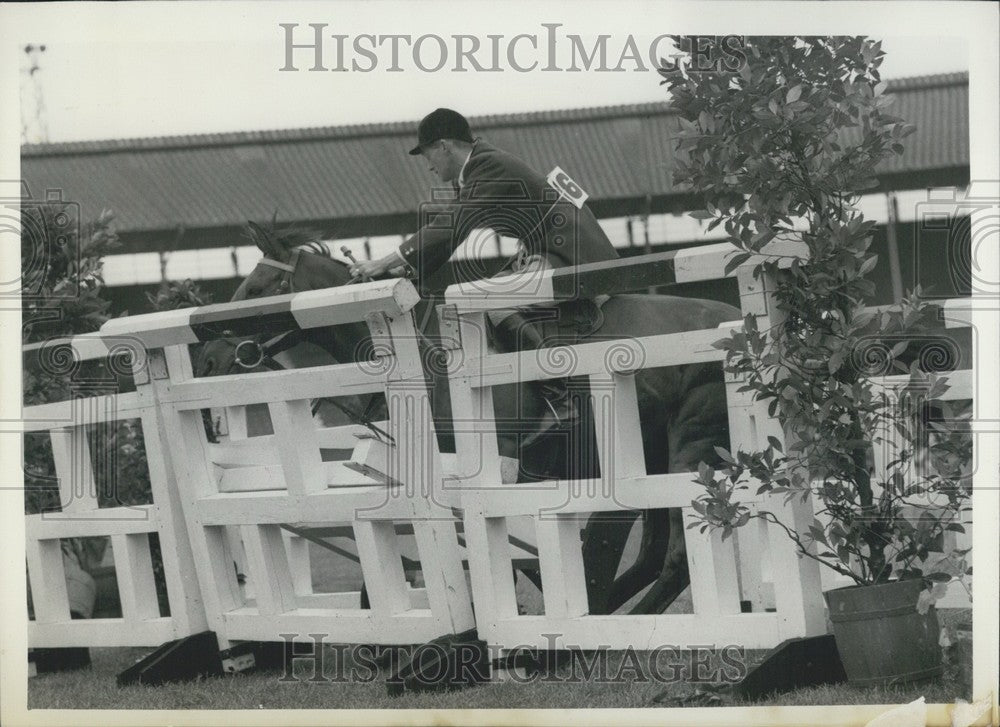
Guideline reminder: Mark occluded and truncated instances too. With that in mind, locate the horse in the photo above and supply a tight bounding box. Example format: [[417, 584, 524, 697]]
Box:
[[196, 223, 740, 615]]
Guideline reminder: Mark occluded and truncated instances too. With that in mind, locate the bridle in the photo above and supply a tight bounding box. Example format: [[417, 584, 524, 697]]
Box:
[[224, 249, 391, 441], [256, 248, 302, 294]]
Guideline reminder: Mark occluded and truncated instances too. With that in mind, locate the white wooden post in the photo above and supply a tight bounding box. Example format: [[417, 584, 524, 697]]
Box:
[[739, 269, 826, 639], [448, 311, 518, 642]]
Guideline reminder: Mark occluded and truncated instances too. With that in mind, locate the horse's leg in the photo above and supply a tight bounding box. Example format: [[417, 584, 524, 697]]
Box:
[[602, 508, 671, 612], [626, 364, 729, 614], [627, 508, 690, 614], [581, 511, 640, 614]]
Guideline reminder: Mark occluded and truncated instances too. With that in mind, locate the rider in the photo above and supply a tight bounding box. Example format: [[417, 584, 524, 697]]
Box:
[[349, 108, 619, 446]]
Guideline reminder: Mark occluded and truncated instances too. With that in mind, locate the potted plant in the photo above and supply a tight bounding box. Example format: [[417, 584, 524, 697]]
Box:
[[661, 36, 973, 686]]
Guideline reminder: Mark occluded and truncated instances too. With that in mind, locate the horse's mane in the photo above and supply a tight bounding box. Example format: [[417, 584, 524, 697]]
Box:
[[243, 217, 345, 265]]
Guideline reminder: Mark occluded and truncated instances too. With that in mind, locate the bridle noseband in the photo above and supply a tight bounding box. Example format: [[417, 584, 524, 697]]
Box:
[[256, 248, 302, 294]]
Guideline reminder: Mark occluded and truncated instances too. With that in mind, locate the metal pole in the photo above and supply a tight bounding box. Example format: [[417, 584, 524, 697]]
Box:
[[885, 192, 904, 303]]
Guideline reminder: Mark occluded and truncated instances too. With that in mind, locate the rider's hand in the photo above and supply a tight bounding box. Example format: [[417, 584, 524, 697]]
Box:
[[349, 252, 409, 280], [349, 259, 386, 280]]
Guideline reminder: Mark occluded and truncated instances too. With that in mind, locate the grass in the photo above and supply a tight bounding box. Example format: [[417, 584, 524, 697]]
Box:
[[28, 609, 972, 711], [27, 540, 974, 711]]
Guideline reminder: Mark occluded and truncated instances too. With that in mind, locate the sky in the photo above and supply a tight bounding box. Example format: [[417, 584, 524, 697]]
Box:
[[17, 27, 968, 144]]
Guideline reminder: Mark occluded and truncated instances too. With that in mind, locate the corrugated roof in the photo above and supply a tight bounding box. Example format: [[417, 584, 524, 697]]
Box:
[[21, 72, 968, 241]]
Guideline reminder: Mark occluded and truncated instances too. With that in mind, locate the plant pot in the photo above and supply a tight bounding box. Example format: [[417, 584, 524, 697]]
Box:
[[824, 579, 942, 687]]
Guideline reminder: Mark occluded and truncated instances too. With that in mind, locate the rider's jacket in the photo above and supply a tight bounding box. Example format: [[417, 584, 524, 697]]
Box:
[[396, 138, 619, 283]]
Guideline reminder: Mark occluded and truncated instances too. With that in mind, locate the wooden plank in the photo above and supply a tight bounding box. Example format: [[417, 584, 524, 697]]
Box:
[[26, 538, 71, 623], [194, 488, 421, 525], [269, 399, 325, 496], [135, 381, 210, 638], [871, 369, 973, 401], [98, 279, 420, 349], [29, 617, 177, 649], [22, 391, 147, 432], [447, 312, 505, 487], [353, 520, 410, 615], [465, 473, 726, 517], [209, 423, 391, 469], [295, 592, 364, 610], [203, 525, 246, 613], [216, 461, 385, 492], [461, 514, 519, 642], [160, 363, 391, 410], [443, 242, 808, 310], [410, 521, 475, 633], [590, 373, 646, 480], [684, 521, 742, 617], [283, 531, 313, 594], [26, 506, 156, 540], [100, 306, 198, 349], [49, 427, 99, 514], [733, 513, 770, 612], [224, 405, 249, 439], [534, 515, 589, 618], [240, 524, 298, 616], [21, 334, 111, 362], [110, 533, 162, 621], [452, 329, 726, 389]]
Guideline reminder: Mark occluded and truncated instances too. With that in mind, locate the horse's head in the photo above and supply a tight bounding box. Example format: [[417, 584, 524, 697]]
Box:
[[195, 335, 265, 377], [193, 220, 364, 378], [231, 220, 354, 301]]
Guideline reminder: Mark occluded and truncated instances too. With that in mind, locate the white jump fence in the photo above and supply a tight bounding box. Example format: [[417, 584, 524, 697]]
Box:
[[24, 243, 973, 665], [23, 335, 207, 648], [441, 240, 974, 656]]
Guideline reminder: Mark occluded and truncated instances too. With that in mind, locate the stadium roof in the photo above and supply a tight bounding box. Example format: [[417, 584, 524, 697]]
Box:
[[21, 72, 969, 253]]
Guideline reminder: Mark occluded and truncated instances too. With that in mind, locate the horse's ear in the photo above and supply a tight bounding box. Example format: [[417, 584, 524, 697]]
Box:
[[247, 220, 289, 262]]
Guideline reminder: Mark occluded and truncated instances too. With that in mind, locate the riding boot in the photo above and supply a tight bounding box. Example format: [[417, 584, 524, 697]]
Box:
[[492, 312, 579, 448]]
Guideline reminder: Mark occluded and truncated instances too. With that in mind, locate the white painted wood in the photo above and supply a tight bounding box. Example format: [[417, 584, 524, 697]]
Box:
[[110, 533, 161, 621], [240, 524, 298, 616], [26, 506, 156, 539], [99, 306, 198, 348], [203, 525, 247, 614], [353, 520, 410, 616], [22, 391, 145, 432], [454, 328, 726, 388], [411, 521, 475, 632], [269, 399, 325, 496], [733, 514, 770, 612], [224, 405, 248, 440], [289, 278, 421, 328], [589, 372, 646, 481], [28, 618, 177, 649], [466, 474, 720, 517], [26, 538, 71, 623], [684, 517, 742, 617], [283, 532, 313, 595], [135, 401, 209, 638], [445, 271, 556, 313], [21, 333, 111, 362], [49, 427, 99, 514], [534, 515, 589, 618], [160, 363, 387, 410], [216, 461, 383, 492]]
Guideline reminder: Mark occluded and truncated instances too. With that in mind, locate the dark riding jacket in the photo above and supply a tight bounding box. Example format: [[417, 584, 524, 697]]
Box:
[[397, 139, 619, 281]]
